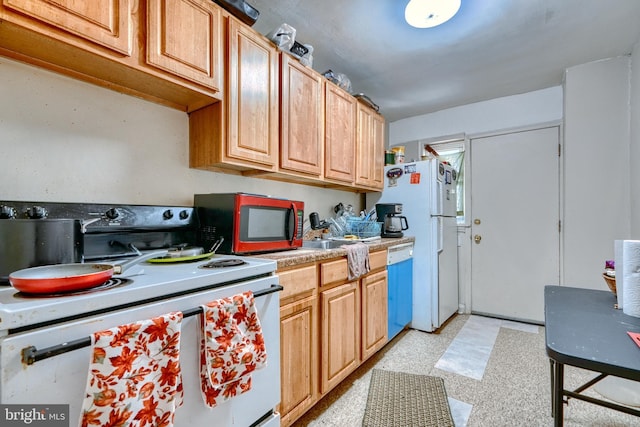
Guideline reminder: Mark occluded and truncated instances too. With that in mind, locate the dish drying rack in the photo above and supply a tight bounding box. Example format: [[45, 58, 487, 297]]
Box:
[[329, 216, 382, 239]]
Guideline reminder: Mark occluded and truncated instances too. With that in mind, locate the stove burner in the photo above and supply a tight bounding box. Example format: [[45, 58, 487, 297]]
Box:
[[199, 259, 247, 269], [14, 278, 132, 298]]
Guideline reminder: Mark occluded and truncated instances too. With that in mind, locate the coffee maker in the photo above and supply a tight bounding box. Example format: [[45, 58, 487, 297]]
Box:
[[376, 203, 409, 238]]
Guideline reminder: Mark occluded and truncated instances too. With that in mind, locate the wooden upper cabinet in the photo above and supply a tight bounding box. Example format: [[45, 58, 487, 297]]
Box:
[[370, 111, 385, 189], [3, 0, 133, 55], [225, 16, 278, 168], [355, 102, 385, 190], [280, 54, 324, 177], [147, 0, 222, 91], [189, 15, 278, 171], [324, 82, 356, 184]]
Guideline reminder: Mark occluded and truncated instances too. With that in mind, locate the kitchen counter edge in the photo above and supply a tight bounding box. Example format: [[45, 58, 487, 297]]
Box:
[[255, 237, 415, 269]]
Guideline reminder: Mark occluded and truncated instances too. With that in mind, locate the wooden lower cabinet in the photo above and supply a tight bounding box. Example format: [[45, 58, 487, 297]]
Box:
[[320, 280, 360, 394], [280, 294, 318, 427], [279, 250, 388, 427], [278, 264, 318, 427], [361, 269, 388, 361]]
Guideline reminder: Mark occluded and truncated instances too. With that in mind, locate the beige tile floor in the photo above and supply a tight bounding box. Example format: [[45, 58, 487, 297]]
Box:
[[291, 314, 640, 426]]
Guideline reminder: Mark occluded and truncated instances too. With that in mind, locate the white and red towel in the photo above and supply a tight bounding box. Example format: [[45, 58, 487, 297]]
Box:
[[79, 312, 184, 427], [199, 291, 267, 407]]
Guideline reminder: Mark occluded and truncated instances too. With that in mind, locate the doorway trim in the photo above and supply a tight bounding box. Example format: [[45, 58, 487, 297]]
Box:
[[457, 120, 564, 316]]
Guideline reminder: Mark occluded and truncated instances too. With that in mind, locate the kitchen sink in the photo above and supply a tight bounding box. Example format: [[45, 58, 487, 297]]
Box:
[[302, 239, 354, 250]]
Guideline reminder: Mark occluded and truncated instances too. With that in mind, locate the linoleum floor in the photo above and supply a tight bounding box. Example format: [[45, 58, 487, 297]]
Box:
[[291, 314, 639, 427]]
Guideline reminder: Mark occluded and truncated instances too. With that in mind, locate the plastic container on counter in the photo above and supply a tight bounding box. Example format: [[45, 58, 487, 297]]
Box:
[[391, 146, 405, 163]]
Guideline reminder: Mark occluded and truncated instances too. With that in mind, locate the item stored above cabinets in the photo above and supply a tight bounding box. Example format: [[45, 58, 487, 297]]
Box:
[[212, 0, 260, 26], [354, 94, 379, 112]]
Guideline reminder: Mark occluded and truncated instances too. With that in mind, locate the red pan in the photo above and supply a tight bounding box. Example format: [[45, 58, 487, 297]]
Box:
[[8, 250, 167, 294]]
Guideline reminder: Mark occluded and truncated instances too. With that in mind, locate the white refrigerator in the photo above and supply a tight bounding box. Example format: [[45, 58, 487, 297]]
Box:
[[368, 159, 459, 332]]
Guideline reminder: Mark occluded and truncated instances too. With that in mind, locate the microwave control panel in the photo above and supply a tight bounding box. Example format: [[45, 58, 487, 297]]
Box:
[[296, 208, 304, 237]]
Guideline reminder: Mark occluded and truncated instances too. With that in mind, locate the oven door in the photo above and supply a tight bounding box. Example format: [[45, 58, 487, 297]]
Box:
[[234, 194, 304, 253], [0, 276, 281, 427]]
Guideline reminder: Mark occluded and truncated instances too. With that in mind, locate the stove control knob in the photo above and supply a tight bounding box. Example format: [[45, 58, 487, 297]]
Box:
[[105, 208, 119, 220], [0, 205, 16, 219], [26, 206, 48, 219], [179, 210, 189, 220], [163, 209, 174, 220]]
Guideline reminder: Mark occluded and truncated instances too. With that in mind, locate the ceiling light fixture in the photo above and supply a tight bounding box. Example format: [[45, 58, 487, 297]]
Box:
[[405, 0, 461, 28]]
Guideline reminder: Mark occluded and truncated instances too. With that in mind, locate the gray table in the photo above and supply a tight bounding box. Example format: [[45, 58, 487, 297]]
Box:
[[545, 285, 640, 426]]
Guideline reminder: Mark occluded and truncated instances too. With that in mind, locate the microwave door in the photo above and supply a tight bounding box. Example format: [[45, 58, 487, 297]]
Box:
[[286, 202, 301, 243]]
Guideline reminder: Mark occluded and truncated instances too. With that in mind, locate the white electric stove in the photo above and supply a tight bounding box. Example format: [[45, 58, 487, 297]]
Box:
[[0, 200, 282, 427]]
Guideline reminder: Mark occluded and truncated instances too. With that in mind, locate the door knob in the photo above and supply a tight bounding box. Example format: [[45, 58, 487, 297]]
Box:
[[474, 234, 482, 244]]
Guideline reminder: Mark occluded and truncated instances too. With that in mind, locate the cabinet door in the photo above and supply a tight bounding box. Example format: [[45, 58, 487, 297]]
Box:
[[3, 0, 132, 55], [370, 111, 385, 189], [226, 17, 279, 169], [147, 0, 222, 90], [280, 54, 324, 176], [361, 270, 388, 361], [320, 281, 360, 394], [324, 83, 356, 183], [355, 103, 385, 190], [280, 295, 318, 427]]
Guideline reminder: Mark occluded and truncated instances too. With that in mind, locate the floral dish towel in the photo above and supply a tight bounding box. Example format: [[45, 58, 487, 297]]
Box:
[[79, 312, 184, 427], [199, 291, 267, 407]]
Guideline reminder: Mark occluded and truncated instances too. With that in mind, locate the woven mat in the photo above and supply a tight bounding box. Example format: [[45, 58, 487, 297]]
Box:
[[362, 369, 454, 427]]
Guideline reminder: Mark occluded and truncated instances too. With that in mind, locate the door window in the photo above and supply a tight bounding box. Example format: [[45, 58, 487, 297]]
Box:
[[424, 138, 466, 222]]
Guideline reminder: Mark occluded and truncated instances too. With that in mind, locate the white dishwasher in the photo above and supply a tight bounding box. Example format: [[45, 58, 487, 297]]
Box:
[[387, 242, 414, 340]]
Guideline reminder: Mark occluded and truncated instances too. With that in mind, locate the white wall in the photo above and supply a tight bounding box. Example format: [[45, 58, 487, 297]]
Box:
[[0, 58, 359, 220], [631, 41, 640, 235], [563, 56, 631, 288], [388, 86, 563, 145], [387, 87, 564, 314], [387, 56, 636, 303]]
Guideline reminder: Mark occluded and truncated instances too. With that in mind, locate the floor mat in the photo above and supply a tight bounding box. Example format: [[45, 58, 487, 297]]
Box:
[[362, 369, 454, 427]]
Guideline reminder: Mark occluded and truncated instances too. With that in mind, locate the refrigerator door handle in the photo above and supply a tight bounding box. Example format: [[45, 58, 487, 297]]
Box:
[[437, 216, 443, 253], [434, 180, 443, 216]]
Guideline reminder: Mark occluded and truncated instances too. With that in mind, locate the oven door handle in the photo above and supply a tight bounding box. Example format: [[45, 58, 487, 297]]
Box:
[[20, 284, 283, 365]]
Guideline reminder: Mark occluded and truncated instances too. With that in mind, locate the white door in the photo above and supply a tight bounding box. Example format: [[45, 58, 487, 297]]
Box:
[[470, 126, 560, 323]]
